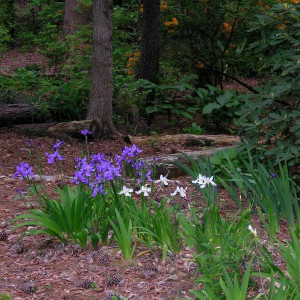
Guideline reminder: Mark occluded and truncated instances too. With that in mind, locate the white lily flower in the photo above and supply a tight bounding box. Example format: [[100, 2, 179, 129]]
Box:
[[155, 174, 170, 186], [192, 174, 205, 185], [204, 176, 217, 187], [118, 186, 133, 197], [135, 185, 151, 197], [248, 225, 257, 238], [192, 174, 217, 188], [171, 186, 187, 198]]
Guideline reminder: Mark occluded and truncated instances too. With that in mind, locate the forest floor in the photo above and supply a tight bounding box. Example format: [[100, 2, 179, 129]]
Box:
[[0, 131, 289, 300], [0, 48, 48, 75]]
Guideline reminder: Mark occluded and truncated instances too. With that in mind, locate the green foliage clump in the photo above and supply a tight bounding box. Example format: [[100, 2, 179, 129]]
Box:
[[202, 87, 243, 130], [0, 292, 11, 300], [235, 2, 300, 166], [183, 123, 205, 135], [0, 25, 11, 53]]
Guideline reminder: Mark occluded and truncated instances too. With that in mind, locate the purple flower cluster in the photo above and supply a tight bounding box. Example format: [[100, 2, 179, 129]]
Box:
[[117, 144, 152, 183], [117, 144, 143, 166], [14, 162, 34, 179], [72, 144, 151, 197], [73, 154, 121, 197]]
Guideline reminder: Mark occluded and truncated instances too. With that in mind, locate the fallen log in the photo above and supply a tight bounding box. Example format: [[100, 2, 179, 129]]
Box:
[[11, 122, 58, 137], [143, 146, 233, 178], [47, 120, 101, 139], [125, 134, 240, 147], [0, 103, 42, 126], [10, 120, 101, 140]]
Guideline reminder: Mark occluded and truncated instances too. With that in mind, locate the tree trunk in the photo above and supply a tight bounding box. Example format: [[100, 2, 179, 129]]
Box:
[[136, 0, 160, 126], [63, 0, 91, 35], [87, 0, 118, 139]]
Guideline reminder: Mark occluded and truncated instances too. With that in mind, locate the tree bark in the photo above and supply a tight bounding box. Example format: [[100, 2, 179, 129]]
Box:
[[87, 0, 118, 139], [136, 0, 160, 125]]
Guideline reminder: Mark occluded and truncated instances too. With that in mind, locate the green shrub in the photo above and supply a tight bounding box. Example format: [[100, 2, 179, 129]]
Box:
[[235, 2, 300, 166]]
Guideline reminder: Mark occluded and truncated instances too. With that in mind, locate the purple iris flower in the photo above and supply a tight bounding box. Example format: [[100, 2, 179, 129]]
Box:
[[73, 170, 88, 184], [27, 140, 33, 150], [120, 144, 142, 162], [81, 162, 95, 177], [14, 162, 34, 179], [91, 153, 105, 164], [131, 144, 143, 155], [90, 183, 106, 197], [53, 140, 64, 150], [270, 173, 276, 179], [46, 150, 64, 164], [75, 157, 87, 165], [132, 160, 145, 171], [81, 129, 93, 136], [95, 174, 103, 183], [146, 170, 152, 182], [103, 170, 114, 181]]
